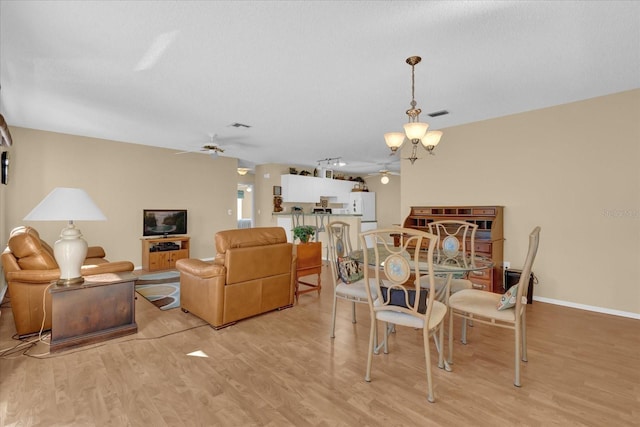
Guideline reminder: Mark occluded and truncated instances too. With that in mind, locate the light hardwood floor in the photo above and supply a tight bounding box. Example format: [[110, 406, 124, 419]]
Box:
[[1, 266, 638, 426]]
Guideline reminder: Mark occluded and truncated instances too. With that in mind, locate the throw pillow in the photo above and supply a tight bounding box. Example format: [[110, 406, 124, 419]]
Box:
[[337, 256, 364, 284], [497, 284, 518, 310], [381, 287, 428, 314]]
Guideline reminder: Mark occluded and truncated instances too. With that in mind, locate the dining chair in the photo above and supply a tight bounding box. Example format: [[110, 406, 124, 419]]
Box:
[[314, 211, 331, 261], [327, 221, 377, 339], [447, 226, 541, 387], [291, 210, 304, 228], [420, 220, 478, 302], [360, 227, 447, 403]]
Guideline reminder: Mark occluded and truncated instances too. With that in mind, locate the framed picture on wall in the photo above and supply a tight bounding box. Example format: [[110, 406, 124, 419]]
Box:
[[324, 169, 333, 179], [273, 185, 282, 196]]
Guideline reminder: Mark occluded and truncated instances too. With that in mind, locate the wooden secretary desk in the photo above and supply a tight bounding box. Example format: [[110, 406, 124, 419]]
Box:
[[399, 206, 505, 293]]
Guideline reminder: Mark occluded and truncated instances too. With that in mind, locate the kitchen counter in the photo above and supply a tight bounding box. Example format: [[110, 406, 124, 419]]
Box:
[[274, 213, 367, 254], [272, 212, 362, 217]]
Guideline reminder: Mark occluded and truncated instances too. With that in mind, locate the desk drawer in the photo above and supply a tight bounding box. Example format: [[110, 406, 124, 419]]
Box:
[[472, 208, 496, 216], [474, 242, 492, 254], [469, 277, 492, 292], [469, 269, 493, 292]]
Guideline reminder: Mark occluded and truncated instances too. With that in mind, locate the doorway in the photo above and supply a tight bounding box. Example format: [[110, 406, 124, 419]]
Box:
[[237, 183, 254, 228]]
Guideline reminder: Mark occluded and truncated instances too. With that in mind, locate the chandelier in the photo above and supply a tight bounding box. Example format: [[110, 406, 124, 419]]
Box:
[[384, 56, 443, 164]]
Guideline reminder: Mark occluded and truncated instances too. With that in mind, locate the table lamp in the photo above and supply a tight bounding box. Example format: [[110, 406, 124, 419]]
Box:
[[23, 187, 107, 286]]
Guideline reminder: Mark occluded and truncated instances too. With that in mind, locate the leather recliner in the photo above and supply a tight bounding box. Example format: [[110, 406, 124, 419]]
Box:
[[176, 227, 296, 329], [1, 226, 135, 337]]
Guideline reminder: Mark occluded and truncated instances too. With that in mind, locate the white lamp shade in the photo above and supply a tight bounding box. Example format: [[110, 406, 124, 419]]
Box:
[[237, 168, 249, 176], [403, 122, 429, 141], [384, 132, 406, 149], [421, 130, 443, 148], [23, 187, 106, 221], [380, 175, 390, 184]]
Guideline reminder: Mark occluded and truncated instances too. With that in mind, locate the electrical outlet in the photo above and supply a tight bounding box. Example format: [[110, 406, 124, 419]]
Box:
[[504, 261, 511, 269]]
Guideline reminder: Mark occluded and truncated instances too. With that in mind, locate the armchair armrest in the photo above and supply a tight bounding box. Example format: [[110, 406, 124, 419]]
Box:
[[86, 246, 106, 259], [81, 261, 134, 276], [175, 259, 225, 279], [6, 269, 61, 284]]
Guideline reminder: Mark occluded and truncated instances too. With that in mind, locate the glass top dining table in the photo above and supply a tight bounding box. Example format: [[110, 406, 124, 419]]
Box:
[[350, 245, 494, 276]]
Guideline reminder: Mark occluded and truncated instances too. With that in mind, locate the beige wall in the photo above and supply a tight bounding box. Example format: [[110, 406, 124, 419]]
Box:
[[254, 163, 292, 227], [365, 174, 402, 230], [401, 89, 640, 315], [3, 128, 238, 266]]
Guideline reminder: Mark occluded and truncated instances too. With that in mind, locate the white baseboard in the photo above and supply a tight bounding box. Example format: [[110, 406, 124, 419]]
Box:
[[533, 296, 640, 320]]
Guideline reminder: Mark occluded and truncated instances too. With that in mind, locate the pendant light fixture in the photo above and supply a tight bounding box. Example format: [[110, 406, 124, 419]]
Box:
[[384, 56, 443, 164]]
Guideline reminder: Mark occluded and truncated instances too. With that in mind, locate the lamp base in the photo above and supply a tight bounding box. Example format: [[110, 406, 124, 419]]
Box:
[[56, 276, 85, 287], [54, 223, 88, 287]]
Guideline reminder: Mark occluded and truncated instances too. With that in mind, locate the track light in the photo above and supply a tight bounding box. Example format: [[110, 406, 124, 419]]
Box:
[[316, 157, 346, 167]]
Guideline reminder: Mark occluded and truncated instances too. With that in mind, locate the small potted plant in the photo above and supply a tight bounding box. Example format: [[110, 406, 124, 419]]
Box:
[[293, 225, 321, 275], [293, 225, 316, 244]]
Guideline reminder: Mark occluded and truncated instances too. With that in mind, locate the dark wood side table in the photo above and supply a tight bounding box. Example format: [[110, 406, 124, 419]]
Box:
[[295, 241, 322, 301], [49, 272, 138, 353]]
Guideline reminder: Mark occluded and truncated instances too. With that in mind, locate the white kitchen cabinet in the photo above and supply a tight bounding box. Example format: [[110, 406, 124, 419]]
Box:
[[332, 180, 356, 203], [281, 175, 320, 203], [281, 174, 354, 203]]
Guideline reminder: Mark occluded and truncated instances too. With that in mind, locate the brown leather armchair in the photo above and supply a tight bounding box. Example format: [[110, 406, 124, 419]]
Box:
[[1, 226, 135, 337], [176, 227, 295, 329]]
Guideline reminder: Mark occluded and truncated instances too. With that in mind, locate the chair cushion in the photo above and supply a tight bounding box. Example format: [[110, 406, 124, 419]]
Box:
[[374, 298, 447, 330], [337, 256, 363, 284], [497, 284, 518, 310], [449, 289, 516, 323], [335, 278, 377, 300]]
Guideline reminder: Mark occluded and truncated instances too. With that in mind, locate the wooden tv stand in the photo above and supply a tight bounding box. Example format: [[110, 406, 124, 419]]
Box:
[[400, 206, 504, 293], [141, 236, 190, 271]]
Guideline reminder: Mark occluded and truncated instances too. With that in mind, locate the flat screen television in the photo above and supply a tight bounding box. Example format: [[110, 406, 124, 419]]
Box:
[[143, 209, 187, 237]]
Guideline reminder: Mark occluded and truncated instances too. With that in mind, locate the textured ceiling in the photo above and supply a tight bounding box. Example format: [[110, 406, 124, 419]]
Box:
[[1, 1, 638, 174]]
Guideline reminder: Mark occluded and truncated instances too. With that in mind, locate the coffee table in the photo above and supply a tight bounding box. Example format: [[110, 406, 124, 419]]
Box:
[[49, 272, 138, 352]]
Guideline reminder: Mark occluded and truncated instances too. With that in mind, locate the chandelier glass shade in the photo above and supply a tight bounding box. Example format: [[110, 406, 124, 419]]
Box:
[[385, 56, 443, 163], [384, 132, 405, 153], [421, 130, 443, 152], [403, 122, 429, 141]]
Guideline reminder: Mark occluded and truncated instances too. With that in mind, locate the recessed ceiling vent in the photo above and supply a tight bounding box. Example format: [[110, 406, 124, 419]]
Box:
[[427, 110, 449, 117], [229, 122, 251, 128]]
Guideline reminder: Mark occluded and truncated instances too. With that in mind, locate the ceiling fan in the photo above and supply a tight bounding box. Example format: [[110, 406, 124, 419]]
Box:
[[366, 168, 400, 184], [175, 134, 226, 158]]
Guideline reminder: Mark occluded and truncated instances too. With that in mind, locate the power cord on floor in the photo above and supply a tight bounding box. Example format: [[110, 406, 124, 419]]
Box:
[[1, 283, 209, 359], [0, 331, 51, 358], [0, 284, 55, 358], [37, 283, 54, 344], [21, 322, 209, 359]]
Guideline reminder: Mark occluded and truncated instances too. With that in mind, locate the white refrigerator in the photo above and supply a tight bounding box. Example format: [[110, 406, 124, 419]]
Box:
[[349, 192, 377, 247]]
